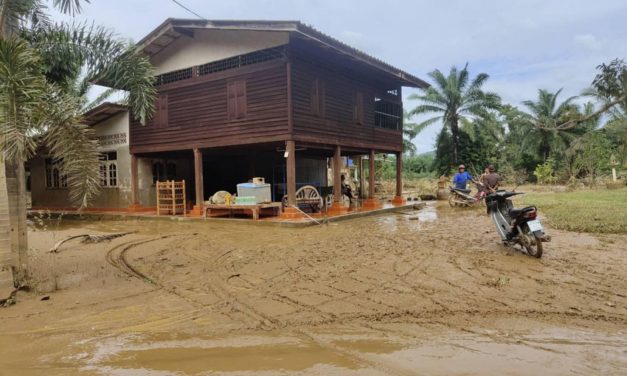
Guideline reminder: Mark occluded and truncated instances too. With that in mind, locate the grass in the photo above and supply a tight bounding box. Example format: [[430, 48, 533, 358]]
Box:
[[519, 187, 627, 234]]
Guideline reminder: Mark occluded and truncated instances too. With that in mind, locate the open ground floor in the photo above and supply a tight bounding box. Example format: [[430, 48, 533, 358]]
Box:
[[1, 203, 625, 375], [28, 141, 406, 221]]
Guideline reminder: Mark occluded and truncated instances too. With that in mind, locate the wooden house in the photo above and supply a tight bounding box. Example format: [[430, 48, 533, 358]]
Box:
[[130, 19, 427, 213], [30, 19, 427, 214]]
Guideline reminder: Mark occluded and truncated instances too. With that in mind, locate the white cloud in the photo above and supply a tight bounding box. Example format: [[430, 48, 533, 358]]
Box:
[[48, 0, 627, 154], [340, 30, 363, 41], [574, 34, 605, 50]]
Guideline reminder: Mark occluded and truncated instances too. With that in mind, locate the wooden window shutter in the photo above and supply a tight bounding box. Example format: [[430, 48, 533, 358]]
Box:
[[236, 80, 247, 118], [227, 80, 247, 120], [156, 94, 168, 127], [227, 81, 237, 120]]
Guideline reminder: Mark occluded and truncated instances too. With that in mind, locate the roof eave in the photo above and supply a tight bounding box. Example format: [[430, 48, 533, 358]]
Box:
[[136, 19, 429, 89]]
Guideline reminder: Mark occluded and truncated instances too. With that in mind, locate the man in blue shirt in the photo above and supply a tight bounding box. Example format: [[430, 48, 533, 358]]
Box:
[[453, 164, 473, 190]]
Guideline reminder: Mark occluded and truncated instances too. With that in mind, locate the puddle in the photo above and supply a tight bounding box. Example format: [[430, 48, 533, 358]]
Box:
[[83, 334, 361, 375], [74, 326, 627, 375], [101, 343, 356, 374], [331, 339, 406, 354], [2, 326, 626, 375]]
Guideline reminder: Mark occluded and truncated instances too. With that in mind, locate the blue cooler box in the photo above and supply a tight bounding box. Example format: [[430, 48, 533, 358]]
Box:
[[236, 183, 271, 203]]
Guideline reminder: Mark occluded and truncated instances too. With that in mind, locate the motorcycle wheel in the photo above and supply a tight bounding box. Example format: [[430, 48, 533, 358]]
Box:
[[521, 227, 543, 258], [448, 194, 457, 207]]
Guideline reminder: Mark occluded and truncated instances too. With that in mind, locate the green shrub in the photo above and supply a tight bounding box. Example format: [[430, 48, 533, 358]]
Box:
[[533, 159, 556, 185]]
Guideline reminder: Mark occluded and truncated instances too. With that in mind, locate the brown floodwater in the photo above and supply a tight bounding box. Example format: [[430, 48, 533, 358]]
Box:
[[2, 326, 625, 375], [2, 203, 626, 375]]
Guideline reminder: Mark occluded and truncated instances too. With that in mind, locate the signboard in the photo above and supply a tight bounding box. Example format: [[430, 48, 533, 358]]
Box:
[[96, 132, 127, 146]]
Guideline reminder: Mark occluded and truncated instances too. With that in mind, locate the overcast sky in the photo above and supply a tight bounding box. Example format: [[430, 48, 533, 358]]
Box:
[[51, 0, 627, 153]]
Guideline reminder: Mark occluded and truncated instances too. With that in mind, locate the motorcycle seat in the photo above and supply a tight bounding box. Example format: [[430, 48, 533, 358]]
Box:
[[454, 188, 472, 194], [508, 206, 535, 218]]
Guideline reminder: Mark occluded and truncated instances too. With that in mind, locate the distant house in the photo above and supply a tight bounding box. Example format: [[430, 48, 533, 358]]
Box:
[[30, 103, 134, 210], [30, 19, 427, 213]]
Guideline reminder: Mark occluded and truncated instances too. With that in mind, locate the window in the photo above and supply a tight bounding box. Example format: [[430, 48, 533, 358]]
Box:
[[227, 80, 247, 120], [45, 158, 67, 189], [354, 91, 364, 124], [99, 151, 118, 187], [374, 97, 402, 131], [152, 160, 177, 184], [155, 94, 168, 127], [310, 79, 325, 117]]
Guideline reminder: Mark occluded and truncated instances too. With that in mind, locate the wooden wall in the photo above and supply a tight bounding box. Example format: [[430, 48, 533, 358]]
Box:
[[290, 57, 404, 152], [130, 60, 289, 154], [129, 48, 404, 155]]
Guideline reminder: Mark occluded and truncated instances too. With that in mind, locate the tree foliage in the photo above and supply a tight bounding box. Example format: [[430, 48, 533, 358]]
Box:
[[0, 0, 155, 206], [408, 59, 627, 184], [408, 64, 501, 164]]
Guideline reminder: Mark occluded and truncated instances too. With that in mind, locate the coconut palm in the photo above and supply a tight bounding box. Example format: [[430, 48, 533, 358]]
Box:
[[408, 64, 501, 164], [520, 89, 583, 161], [0, 0, 155, 287], [403, 110, 429, 156]]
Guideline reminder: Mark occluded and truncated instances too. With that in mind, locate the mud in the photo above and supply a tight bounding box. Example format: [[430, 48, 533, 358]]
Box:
[[1, 203, 626, 375]]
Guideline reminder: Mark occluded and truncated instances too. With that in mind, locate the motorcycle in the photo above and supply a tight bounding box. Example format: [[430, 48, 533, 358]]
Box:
[[448, 181, 487, 207], [485, 190, 551, 258]]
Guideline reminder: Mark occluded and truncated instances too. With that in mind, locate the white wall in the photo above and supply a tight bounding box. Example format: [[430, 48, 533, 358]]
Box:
[[151, 29, 289, 75], [31, 111, 139, 209], [92, 112, 132, 208]]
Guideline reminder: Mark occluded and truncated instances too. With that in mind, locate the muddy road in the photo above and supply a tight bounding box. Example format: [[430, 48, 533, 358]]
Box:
[[1, 203, 626, 375]]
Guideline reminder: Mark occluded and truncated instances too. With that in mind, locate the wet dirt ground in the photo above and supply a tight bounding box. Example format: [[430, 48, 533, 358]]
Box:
[[1, 203, 626, 375]]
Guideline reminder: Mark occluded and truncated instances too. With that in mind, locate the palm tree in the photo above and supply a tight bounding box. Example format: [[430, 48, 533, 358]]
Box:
[[520, 89, 581, 161], [408, 64, 501, 164], [403, 110, 429, 156], [0, 0, 155, 287]]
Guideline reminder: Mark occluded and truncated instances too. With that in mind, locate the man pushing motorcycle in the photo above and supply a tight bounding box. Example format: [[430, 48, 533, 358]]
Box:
[[452, 164, 473, 190]]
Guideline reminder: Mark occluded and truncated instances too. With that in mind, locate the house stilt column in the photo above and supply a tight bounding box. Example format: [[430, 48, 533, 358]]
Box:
[[190, 148, 204, 216], [129, 154, 142, 212], [363, 149, 380, 208], [357, 155, 365, 199], [329, 145, 348, 214], [281, 140, 304, 219], [333, 145, 342, 202], [392, 151, 405, 204], [286, 140, 296, 207]]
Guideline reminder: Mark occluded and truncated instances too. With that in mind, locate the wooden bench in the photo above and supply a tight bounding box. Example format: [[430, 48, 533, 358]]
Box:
[[204, 202, 282, 220]]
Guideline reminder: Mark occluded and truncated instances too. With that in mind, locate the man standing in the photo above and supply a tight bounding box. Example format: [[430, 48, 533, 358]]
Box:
[[483, 165, 501, 192], [452, 164, 473, 190]]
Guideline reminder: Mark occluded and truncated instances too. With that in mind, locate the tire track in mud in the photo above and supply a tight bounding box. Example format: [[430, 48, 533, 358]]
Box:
[[105, 235, 211, 312], [179, 242, 283, 329], [294, 329, 419, 376], [106, 236, 278, 331]]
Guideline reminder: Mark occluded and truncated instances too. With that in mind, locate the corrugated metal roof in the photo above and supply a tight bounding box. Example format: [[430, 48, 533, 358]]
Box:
[[82, 102, 128, 126], [136, 18, 428, 88]]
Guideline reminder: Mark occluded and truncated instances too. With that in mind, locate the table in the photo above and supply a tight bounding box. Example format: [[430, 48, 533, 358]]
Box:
[[204, 202, 283, 220]]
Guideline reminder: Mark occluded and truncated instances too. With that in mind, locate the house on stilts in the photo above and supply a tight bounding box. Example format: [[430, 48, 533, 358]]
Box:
[[29, 19, 428, 219]]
